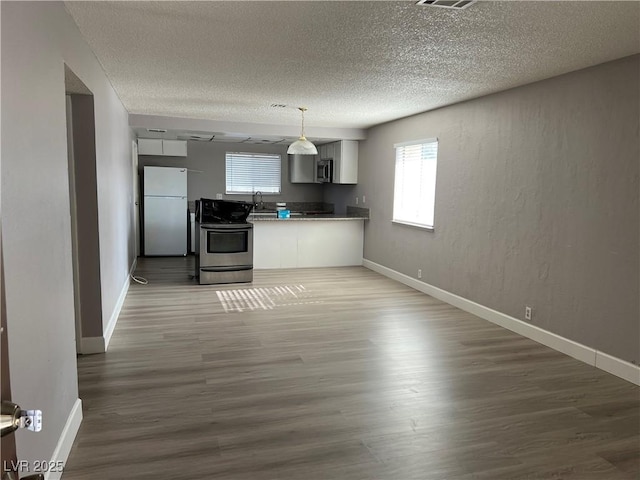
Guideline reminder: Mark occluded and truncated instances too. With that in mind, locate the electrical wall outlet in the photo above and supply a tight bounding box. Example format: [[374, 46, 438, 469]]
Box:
[[216, 193, 223, 200], [418, 269, 422, 279], [355, 197, 359, 205], [525, 306, 532, 321], [362, 195, 366, 203]]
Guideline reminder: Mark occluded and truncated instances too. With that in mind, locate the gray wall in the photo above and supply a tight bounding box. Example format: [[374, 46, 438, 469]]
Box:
[[1, 1, 134, 463], [350, 55, 639, 363], [323, 183, 357, 214], [138, 141, 324, 204], [68, 94, 104, 338]]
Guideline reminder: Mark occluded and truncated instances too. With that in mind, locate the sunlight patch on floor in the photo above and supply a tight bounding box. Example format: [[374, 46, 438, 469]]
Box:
[[216, 285, 321, 312]]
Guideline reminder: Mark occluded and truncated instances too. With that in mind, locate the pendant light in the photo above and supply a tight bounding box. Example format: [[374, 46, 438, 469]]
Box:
[[287, 107, 318, 155]]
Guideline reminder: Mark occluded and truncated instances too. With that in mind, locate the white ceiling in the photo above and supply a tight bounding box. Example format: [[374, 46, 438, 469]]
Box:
[[65, 1, 639, 140]]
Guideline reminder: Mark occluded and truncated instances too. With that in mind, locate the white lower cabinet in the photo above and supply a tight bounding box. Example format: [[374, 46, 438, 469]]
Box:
[[253, 220, 364, 269]]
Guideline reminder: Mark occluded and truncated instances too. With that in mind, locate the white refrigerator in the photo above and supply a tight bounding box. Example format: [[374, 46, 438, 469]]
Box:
[[143, 166, 188, 256]]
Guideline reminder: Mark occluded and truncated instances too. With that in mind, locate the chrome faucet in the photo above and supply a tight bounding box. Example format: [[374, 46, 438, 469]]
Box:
[[252, 191, 263, 210]]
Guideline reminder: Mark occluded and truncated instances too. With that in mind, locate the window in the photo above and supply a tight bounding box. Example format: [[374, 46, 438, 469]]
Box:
[[225, 152, 281, 194], [392, 138, 438, 229]]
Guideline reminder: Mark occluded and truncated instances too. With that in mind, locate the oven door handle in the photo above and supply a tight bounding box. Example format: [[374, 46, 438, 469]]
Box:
[[200, 266, 253, 272], [200, 227, 250, 234]]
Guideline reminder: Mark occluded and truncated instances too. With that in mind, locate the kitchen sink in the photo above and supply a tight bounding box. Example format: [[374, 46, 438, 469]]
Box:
[[250, 211, 304, 217], [250, 211, 276, 216]]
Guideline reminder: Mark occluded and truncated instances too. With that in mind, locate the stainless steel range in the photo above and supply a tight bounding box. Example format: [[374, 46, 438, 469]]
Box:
[[195, 199, 254, 284]]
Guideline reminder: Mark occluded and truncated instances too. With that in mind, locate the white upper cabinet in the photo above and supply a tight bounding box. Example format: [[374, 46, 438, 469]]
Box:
[[162, 139, 188, 157], [289, 154, 316, 183], [332, 140, 358, 184], [138, 138, 163, 155], [318, 142, 335, 161], [317, 140, 359, 184], [138, 138, 187, 157]]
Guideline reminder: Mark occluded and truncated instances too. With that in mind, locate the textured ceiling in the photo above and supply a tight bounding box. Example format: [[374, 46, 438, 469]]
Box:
[[65, 1, 640, 132]]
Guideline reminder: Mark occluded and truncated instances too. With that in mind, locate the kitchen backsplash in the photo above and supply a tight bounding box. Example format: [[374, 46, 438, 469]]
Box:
[[346, 206, 370, 218], [188, 200, 335, 214], [255, 202, 334, 213]]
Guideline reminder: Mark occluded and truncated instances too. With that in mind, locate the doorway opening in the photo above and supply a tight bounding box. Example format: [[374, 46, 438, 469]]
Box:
[[64, 65, 104, 354]]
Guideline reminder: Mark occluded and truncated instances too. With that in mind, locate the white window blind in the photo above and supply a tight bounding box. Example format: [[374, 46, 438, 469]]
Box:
[[392, 138, 438, 229], [225, 152, 281, 194]]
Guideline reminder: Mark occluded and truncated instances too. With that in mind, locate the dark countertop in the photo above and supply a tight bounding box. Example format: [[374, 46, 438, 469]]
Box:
[[248, 213, 368, 222]]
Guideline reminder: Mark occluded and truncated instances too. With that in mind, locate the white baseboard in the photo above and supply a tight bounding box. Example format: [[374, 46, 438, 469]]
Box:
[[363, 259, 640, 386], [47, 398, 83, 480], [596, 350, 640, 385], [80, 259, 135, 354], [103, 262, 134, 351]]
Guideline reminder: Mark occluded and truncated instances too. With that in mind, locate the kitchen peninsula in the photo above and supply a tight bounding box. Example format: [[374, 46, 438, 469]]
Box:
[[250, 211, 367, 269]]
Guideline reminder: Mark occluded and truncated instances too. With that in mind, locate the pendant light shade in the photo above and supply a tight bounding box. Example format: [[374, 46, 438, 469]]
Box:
[[287, 137, 318, 155], [287, 107, 318, 155]]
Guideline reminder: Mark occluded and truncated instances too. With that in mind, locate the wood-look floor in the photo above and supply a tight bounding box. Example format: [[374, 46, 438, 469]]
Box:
[[63, 257, 640, 479]]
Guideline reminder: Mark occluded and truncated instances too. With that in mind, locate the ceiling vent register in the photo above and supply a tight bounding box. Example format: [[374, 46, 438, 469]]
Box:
[[176, 134, 214, 142], [416, 0, 476, 9]]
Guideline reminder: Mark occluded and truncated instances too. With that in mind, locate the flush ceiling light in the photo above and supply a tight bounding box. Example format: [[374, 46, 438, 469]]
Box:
[[287, 107, 318, 155]]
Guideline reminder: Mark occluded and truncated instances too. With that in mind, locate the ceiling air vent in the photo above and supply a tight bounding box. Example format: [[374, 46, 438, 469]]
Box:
[[416, 0, 476, 9], [176, 133, 214, 142]]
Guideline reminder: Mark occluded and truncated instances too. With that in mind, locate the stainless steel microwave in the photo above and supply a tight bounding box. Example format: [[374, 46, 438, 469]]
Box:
[[317, 159, 333, 183]]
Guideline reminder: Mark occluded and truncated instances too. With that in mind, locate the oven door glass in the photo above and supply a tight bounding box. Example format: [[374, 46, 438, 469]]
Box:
[[207, 229, 248, 254]]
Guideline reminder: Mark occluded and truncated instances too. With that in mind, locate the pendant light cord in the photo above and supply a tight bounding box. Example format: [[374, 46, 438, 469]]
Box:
[[299, 107, 307, 138], [287, 106, 317, 155]]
